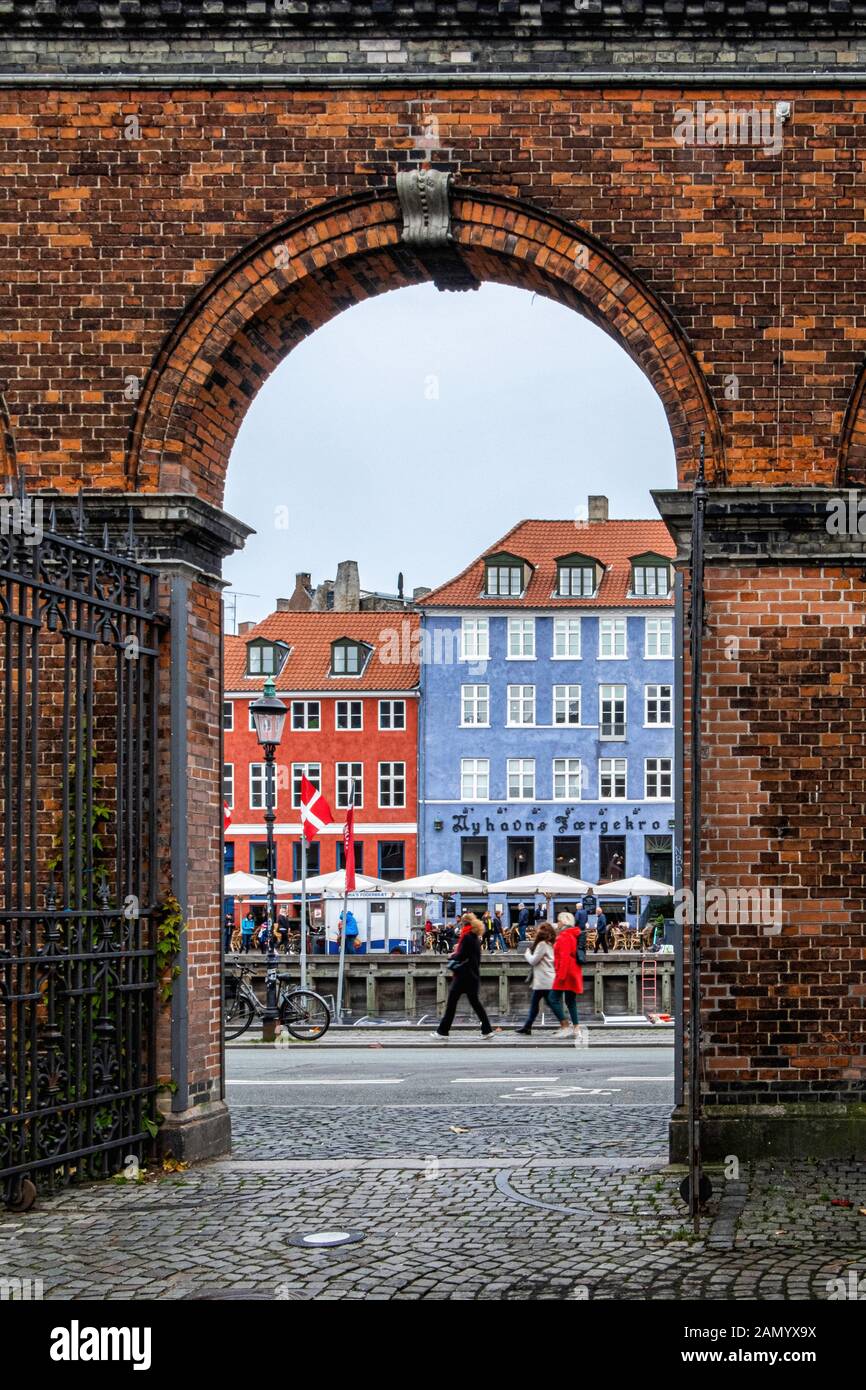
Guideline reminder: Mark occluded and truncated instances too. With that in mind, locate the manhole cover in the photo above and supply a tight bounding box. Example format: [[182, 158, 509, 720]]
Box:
[[286, 1229, 365, 1248]]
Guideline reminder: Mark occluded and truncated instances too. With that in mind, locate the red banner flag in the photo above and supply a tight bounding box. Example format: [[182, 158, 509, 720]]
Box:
[[224, 801, 233, 832], [300, 774, 333, 844], [343, 803, 356, 892]]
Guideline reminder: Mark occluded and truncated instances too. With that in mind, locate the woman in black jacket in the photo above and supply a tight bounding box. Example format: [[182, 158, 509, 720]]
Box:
[[433, 919, 495, 1038]]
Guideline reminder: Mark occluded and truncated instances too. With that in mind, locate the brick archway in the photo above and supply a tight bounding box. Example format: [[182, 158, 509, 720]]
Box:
[[127, 187, 724, 499], [838, 363, 866, 485]]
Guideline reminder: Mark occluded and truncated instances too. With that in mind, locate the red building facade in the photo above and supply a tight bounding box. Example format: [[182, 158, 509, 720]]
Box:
[[223, 612, 419, 907]]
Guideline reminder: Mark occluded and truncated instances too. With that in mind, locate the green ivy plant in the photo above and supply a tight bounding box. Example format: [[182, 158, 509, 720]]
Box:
[[155, 894, 185, 1006]]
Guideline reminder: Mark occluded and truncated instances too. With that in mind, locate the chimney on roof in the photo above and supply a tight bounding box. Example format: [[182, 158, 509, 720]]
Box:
[[588, 495, 609, 523], [282, 572, 312, 612], [334, 560, 360, 612], [413, 586, 432, 603], [237, 620, 255, 636]]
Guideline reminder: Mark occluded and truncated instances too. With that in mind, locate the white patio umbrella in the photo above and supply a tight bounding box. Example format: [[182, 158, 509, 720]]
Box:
[[591, 874, 674, 897], [486, 870, 593, 896], [223, 870, 296, 896], [277, 869, 392, 895], [391, 869, 488, 895]]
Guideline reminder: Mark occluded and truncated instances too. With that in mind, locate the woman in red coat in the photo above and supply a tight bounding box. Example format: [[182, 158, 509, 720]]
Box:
[[550, 912, 584, 1037]]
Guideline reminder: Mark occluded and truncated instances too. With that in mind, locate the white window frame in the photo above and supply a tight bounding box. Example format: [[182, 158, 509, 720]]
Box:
[[336, 762, 364, 809], [599, 683, 627, 740], [223, 763, 234, 807], [599, 617, 627, 660], [485, 563, 524, 597], [633, 563, 671, 598], [335, 700, 363, 731], [291, 699, 320, 731], [291, 763, 321, 809], [507, 757, 536, 801], [645, 616, 673, 659], [378, 761, 406, 809], [507, 616, 536, 659], [552, 684, 581, 726], [598, 757, 628, 801], [460, 684, 490, 727], [553, 616, 581, 659], [250, 762, 275, 811], [645, 683, 673, 727], [557, 564, 596, 598], [223, 701, 234, 732], [552, 757, 582, 801], [378, 699, 406, 731], [507, 684, 536, 727], [461, 757, 489, 801], [461, 616, 489, 662], [645, 757, 673, 800]]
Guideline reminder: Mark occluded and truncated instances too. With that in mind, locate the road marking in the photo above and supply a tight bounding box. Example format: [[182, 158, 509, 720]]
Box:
[[450, 1076, 560, 1084], [499, 1085, 622, 1099], [606, 1076, 674, 1083], [226, 1078, 404, 1086]]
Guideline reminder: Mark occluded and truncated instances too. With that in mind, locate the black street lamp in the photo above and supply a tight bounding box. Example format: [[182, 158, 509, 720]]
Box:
[[249, 675, 288, 1042]]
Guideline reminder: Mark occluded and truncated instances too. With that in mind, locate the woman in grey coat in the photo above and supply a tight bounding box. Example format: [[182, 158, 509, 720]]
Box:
[[515, 922, 556, 1035]]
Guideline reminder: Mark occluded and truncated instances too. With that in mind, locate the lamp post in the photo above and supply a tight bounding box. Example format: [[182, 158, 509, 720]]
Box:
[[250, 675, 288, 1043]]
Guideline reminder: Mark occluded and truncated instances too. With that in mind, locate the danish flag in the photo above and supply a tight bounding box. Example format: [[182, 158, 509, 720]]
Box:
[[224, 801, 233, 832], [300, 774, 333, 843]]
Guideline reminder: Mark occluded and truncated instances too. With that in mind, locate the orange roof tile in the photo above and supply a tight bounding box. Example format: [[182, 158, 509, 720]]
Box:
[[419, 518, 676, 609], [224, 611, 420, 692]]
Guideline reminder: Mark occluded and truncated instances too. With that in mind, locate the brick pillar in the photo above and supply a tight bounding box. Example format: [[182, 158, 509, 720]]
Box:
[[77, 494, 252, 1163], [656, 487, 866, 1160]]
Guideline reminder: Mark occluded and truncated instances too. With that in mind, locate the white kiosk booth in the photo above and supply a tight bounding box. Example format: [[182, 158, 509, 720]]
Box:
[[317, 890, 425, 954]]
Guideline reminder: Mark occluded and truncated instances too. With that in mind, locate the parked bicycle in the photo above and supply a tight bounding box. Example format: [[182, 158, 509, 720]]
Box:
[[223, 962, 331, 1041]]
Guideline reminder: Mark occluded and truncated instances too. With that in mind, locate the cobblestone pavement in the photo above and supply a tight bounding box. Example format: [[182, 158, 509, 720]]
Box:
[[2, 1098, 865, 1300]]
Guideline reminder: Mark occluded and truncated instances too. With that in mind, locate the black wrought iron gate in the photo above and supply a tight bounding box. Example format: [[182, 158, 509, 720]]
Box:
[[0, 493, 164, 1201]]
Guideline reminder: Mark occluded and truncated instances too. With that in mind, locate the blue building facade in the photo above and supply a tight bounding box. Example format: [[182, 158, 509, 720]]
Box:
[[418, 508, 676, 921]]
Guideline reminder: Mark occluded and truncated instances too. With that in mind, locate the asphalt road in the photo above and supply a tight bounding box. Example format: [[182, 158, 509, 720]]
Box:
[[225, 1044, 675, 1107]]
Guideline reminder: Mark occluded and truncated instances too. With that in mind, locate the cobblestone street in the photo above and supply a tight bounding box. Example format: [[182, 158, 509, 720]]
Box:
[[2, 1049, 864, 1302]]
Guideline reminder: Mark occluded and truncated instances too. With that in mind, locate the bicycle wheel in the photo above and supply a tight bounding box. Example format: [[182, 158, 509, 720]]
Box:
[[279, 989, 331, 1041], [224, 990, 255, 1040]]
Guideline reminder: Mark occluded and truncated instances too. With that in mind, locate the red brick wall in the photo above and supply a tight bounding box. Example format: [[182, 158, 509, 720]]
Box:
[[5, 87, 866, 498]]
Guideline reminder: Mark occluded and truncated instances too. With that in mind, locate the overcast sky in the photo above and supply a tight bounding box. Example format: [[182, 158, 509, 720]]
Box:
[[222, 281, 676, 630]]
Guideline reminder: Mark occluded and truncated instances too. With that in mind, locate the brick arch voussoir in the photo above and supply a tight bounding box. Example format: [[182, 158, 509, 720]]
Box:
[[838, 360, 866, 486], [129, 188, 724, 500]]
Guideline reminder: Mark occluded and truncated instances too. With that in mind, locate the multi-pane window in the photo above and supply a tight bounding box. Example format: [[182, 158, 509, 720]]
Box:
[[336, 762, 363, 808], [461, 616, 489, 661], [507, 616, 535, 659], [250, 763, 272, 811], [223, 763, 234, 807], [645, 684, 673, 726], [336, 700, 363, 730], [485, 563, 524, 597], [223, 701, 234, 731], [645, 616, 673, 658], [553, 617, 581, 658], [331, 641, 365, 676], [645, 758, 673, 799], [291, 763, 321, 808], [378, 841, 405, 881], [557, 564, 596, 597], [507, 684, 536, 726], [378, 699, 406, 730], [599, 684, 626, 739], [379, 761, 406, 808], [461, 758, 489, 800], [461, 684, 489, 726], [292, 700, 320, 731], [599, 618, 627, 659], [507, 757, 536, 800], [247, 642, 280, 675], [553, 684, 581, 725], [599, 757, 628, 800], [553, 758, 582, 801], [633, 563, 670, 597]]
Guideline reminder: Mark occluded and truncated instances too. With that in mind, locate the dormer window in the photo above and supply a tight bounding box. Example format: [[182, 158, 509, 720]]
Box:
[[246, 639, 288, 677], [484, 552, 528, 598], [631, 554, 672, 598], [555, 553, 599, 598], [331, 638, 370, 678]]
